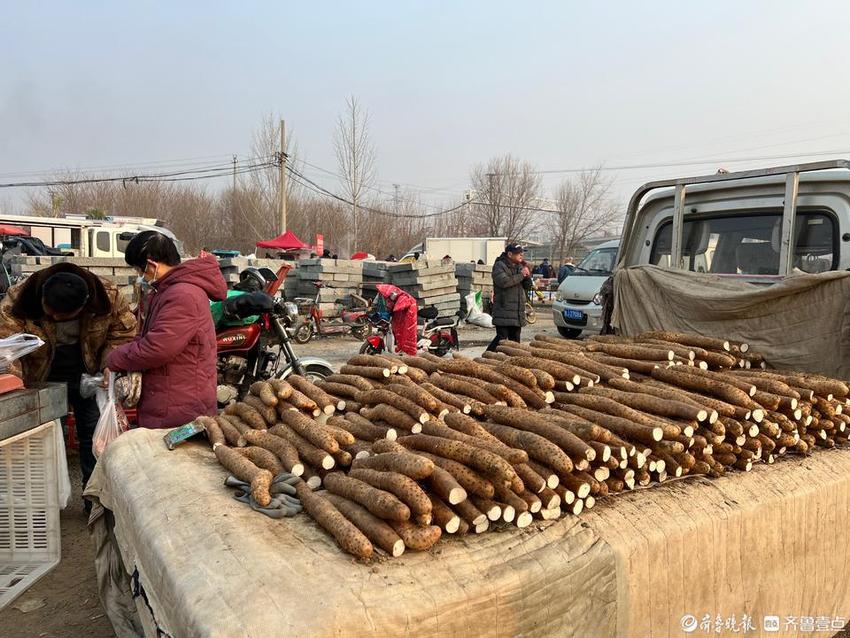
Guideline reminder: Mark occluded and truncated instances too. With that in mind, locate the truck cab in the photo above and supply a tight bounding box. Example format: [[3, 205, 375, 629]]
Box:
[[617, 159, 850, 281]]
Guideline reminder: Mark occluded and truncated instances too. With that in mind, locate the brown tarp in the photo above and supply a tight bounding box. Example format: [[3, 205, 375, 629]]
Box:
[[611, 265, 850, 379], [86, 428, 850, 637]]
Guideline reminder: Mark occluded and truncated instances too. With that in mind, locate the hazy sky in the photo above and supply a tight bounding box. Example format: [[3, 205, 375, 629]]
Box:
[[3, 1, 850, 215]]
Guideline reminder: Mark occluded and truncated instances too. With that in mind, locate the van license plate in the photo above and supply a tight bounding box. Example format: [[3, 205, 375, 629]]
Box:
[[563, 309, 585, 322]]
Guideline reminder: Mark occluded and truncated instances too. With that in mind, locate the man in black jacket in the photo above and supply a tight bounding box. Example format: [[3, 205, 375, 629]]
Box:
[[487, 243, 532, 351]]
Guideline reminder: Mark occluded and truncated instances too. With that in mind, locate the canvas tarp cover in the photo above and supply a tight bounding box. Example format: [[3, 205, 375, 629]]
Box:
[[611, 265, 850, 379], [85, 428, 850, 638]]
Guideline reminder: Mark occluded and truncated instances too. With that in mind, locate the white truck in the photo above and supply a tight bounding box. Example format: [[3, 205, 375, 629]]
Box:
[[402, 237, 506, 264], [0, 214, 181, 258]]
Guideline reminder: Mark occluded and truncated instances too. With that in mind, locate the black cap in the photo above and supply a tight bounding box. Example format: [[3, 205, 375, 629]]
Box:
[[505, 243, 524, 254], [42, 273, 89, 315]]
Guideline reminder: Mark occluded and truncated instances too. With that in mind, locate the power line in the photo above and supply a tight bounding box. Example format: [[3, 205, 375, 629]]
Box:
[[0, 159, 276, 189], [286, 165, 466, 220], [526, 149, 850, 176], [0, 154, 244, 180]]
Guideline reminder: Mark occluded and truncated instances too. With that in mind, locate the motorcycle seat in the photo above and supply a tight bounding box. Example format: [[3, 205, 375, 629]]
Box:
[[427, 316, 456, 328], [223, 291, 274, 320], [417, 306, 439, 320]]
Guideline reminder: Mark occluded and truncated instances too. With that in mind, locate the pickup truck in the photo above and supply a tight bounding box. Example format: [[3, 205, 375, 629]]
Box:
[[616, 159, 849, 280]]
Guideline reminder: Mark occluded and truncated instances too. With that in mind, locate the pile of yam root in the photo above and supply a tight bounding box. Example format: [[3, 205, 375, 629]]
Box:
[[195, 331, 850, 560]]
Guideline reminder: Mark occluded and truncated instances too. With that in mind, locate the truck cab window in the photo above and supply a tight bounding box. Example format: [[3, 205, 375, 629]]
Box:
[[650, 211, 836, 275]]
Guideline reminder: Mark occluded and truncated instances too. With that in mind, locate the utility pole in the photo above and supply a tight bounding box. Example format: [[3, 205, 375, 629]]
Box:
[[232, 155, 237, 192], [393, 183, 400, 215], [486, 172, 497, 235], [278, 119, 287, 234]]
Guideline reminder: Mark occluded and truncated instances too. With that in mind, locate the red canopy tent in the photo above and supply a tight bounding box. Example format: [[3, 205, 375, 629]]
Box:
[[0, 225, 29, 236], [256, 230, 307, 250]]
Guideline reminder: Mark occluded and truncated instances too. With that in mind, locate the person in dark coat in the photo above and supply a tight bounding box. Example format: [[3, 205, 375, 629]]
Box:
[[107, 232, 227, 428], [0, 263, 137, 493], [486, 243, 532, 351]]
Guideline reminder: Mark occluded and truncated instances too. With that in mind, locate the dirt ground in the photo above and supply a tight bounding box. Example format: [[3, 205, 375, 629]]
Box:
[[0, 459, 114, 638]]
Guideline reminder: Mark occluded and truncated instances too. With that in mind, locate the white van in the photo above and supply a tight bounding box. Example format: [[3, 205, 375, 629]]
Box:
[[552, 239, 619, 338]]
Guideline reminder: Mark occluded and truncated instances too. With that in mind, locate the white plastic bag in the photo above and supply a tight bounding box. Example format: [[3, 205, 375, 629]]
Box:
[[53, 419, 71, 509], [0, 333, 44, 372], [93, 377, 129, 458], [465, 291, 493, 328]]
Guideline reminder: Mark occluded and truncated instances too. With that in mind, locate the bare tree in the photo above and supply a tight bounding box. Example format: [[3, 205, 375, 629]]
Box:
[[333, 95, 376, 253], [469, 155, 542, 240], [549, 168, 620, 263], [243, 113, 302, 240]]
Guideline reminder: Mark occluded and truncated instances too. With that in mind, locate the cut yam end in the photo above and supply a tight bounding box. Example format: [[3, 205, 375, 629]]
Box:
[[544, 391, 555, 404], [515, 511, 533, 528], [291, 463, 305, 477], [323, 405, 336, 415], [411, 423, 423, 434], [484, 504, 501, 522], [576, 483, 591, 499], [585, 496, 596, 509], [391, 539, 406, 557], [651, 427, 663, 442], [502, 505, 516, 523], [385, 429, 398, 441], [546, 474, 559, 490], [321, 456, 336, 470], [354, 451, 370, 460], [447, 487, 467, 505], [306, 475, 322, 490], [474, 520, 489, 533], [571, 499, 584, 515], [540, 507, 561, 520], [445, 516, 461, 534]]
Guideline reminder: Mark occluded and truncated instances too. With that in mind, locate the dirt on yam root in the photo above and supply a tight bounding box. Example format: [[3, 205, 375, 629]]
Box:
[[323, 472, 411, 521], [249, 381, 279, 407], [348, 468, 432, 517], [294, 480, 373, 559], [349, 451, 434, 480], [214, 445, 273, 507], [323, 493, 405, 557]]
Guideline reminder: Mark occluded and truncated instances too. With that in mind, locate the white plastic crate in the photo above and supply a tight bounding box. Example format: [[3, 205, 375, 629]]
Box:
[[0, 421, 61, 609]]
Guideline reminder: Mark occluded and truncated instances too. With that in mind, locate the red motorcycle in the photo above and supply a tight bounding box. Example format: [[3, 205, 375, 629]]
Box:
[[215, 266, 334, 404], [291, 282, 371, 344], [361, 305, 461, 357]]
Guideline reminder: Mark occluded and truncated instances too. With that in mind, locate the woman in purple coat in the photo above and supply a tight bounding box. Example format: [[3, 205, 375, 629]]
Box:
[[107, 232, 227, 428]]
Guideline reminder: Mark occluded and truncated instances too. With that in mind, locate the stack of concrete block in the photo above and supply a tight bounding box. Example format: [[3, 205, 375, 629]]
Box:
[[9, 256, 137, 300], [361, 261, 390, 302], [388, 260, 460, 318], [295, 258, 364, 318], [455, 262, 494, 312]]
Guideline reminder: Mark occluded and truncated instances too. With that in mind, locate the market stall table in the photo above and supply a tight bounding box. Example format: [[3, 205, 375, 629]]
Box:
[[86, 427, 850, 638]]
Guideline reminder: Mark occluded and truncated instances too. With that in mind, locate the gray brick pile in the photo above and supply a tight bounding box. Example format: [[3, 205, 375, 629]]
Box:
[[455, 262, 494, 312], [387, 260, 460, 318], [293, 258, 364, 318]]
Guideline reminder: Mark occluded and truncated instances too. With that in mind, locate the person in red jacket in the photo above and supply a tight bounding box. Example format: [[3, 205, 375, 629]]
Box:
[[107, 232, 227, 428]]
